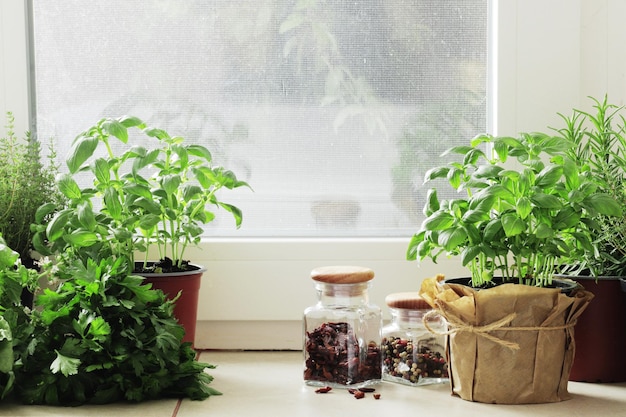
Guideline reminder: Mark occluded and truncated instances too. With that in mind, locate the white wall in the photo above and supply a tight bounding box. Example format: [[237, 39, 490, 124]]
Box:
[[2, 0, 626, 349], [495, 0, 626, 136], [0, 0, 30, 133], [494, 0, 580, 135], [581, 0, 626, 103]]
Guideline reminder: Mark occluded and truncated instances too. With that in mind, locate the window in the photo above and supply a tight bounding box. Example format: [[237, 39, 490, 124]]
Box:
[[30, 0, 488, 238], [12, 0, 598, 348]]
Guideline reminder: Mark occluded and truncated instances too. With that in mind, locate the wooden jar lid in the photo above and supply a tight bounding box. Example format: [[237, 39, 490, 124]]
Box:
[[310, 265, 375, 284], [385, 292, 431, 310]]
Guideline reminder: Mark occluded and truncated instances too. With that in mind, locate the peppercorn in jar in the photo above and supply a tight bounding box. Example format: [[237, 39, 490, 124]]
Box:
[[303, 266, 382, 389], [382, 292, 448, 386]]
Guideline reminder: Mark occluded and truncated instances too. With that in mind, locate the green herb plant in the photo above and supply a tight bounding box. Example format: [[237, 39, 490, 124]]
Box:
[[18, 115, 242, 404], [0, 112, 63, 267], [0, 231, 220, 404], [0, 234, 220, 405], [0, 248, 220, 404], [407, 132, 622, 287], [33, 115, 250, 272], [557, 96, 626, 277], [15, 257, 220, 405], [0, 235, 38, 401]]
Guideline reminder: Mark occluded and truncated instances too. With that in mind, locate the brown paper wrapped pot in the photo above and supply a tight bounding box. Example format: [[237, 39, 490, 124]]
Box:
[[427, 280, 593, 404]]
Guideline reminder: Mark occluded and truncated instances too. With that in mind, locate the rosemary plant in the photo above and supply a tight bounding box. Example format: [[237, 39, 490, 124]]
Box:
[[557, 96, 626, 276]]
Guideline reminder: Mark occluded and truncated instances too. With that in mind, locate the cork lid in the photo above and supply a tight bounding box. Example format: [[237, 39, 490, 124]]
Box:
[[310, 265, 375, 284], [385, 292, 431, 310]]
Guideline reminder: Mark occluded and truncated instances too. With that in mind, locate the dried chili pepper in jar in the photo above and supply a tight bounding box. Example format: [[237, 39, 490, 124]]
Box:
[[381, 292, 448, 386], [303, 266, 382, 388]]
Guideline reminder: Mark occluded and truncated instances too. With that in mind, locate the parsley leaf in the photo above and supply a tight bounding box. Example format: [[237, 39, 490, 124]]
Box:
[[50, 351, 81, 376]]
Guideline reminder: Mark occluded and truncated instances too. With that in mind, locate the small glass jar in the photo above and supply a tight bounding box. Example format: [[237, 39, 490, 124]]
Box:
[[303, 265, 382, 388], [382, 292, 449, 386]]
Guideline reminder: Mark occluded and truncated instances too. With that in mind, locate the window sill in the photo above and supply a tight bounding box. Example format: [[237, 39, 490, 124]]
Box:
[[189, 351, 626, 416]]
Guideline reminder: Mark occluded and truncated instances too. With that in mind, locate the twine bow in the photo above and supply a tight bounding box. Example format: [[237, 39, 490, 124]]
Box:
[[423, 305, 576, 350]]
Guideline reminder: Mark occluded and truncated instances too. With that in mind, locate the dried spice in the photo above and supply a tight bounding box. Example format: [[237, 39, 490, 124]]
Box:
[[382, 336, 448, 384], [348, 388, 380, 400], [304, 322, 381, 385]]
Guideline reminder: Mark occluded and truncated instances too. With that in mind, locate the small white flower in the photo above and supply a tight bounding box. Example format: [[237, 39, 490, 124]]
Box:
[[35, 256, 52, 269]]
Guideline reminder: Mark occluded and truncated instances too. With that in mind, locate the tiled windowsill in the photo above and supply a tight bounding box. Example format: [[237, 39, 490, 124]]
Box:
[[3, 351, 626, 416]]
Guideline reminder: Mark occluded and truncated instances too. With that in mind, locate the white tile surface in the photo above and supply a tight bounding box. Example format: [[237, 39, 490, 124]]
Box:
[[179, 351, 626, 417], [0, 398, 178, 416], [3, 351, 625, 416]]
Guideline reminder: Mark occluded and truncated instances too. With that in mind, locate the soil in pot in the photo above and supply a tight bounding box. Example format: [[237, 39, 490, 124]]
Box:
[[134, 257, 193, 274], [444, 276, 579, 294]]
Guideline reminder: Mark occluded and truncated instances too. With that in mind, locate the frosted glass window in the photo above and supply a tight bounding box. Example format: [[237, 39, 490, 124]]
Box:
[[30, 0, 487, 237]]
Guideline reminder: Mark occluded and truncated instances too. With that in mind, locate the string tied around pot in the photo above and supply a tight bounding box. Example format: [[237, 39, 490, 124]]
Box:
[[422, 305, 577, 350]]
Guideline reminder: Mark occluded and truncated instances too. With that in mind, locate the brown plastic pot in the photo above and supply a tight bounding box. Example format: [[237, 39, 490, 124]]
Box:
[[559, 275, 626, 383], [139, 264, 206, 347]]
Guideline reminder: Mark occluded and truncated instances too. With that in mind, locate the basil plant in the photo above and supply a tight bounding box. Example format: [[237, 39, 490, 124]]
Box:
[[33, 116, 250, 272], [407, 132, 622, 287]]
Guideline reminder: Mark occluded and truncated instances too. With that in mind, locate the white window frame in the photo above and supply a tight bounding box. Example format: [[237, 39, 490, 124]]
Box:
[[2, 0, 624, 348]]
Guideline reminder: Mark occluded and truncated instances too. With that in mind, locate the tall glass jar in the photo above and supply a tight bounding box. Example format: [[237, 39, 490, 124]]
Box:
[[303, 265, 382, 388], [382, 292, 449, 386]]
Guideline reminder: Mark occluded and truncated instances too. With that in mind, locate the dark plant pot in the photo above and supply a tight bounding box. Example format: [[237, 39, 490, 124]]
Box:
[[556, 274, 626, 383], [138, 263, 206, 347]]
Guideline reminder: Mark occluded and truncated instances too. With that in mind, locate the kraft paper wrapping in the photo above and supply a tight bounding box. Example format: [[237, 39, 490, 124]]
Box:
[[420, 275, 594, 404]]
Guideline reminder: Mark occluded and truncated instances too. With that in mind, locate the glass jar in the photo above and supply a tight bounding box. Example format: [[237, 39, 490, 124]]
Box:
[[382, 292, 449, 386], [303, 265, 382, 388]]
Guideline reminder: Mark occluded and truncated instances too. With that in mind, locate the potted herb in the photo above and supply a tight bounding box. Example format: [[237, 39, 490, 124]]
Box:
[[407, 131, 621, 403], [32, 115, 250, 344], [0, 112, 63, 304], [555, 96, 626, 383], [0, 112, 63, 264], [0, 236, 221, 405]]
